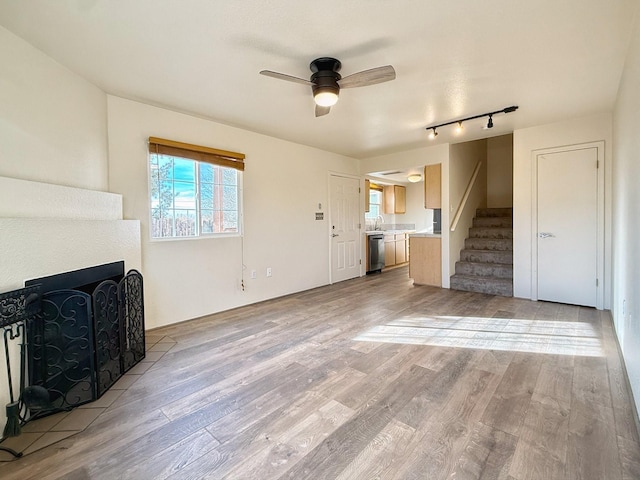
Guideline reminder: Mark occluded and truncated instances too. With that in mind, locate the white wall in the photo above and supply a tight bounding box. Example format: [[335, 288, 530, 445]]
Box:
[[361, 144, 449, 175], [0, 26, 108, 191], [107, 96, 360, 329], [512, 113, 613, 306], [0, 217, 141, 292], [0, 177, 140, 291], [487, 134, 513, 208], [0, 176, 122, 220], [448, 140, 488, 276], [612, 13, 640, 416]]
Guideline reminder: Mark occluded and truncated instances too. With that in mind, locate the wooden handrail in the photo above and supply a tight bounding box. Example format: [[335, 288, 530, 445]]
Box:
[[450, 160, 482, 232]]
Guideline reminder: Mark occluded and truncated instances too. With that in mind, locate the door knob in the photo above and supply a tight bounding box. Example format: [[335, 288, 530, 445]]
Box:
[[538, 232, 554, 238], [332, 234, 339, 237]]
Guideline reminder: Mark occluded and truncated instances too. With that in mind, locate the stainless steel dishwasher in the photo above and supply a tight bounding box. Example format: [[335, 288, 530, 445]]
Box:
[[367, 233, 385, 273]]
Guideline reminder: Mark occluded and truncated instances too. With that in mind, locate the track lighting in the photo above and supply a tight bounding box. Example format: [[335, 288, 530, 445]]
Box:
[[425, 105, 518, 139]]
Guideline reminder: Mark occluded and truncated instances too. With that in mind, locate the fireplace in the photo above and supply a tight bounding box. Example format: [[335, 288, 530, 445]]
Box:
[[23, 261, 145, 414]]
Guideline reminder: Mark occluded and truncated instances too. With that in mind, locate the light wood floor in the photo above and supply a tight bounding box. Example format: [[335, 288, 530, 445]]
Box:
[[1, 266, 640, 479]]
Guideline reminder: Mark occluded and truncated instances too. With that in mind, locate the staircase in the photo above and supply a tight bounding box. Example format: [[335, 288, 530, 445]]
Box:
[[450, 208, 513, 296]]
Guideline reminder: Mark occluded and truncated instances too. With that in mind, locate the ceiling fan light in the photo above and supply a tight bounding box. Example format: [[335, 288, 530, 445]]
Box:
[[407, 174, 422, 183], [314, 90, 338, 107]]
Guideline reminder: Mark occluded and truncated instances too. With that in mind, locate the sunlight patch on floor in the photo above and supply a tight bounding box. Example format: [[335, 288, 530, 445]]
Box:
[[353, 316, 603, 357]]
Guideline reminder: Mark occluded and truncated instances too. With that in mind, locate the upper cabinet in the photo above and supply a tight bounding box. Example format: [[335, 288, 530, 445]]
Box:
[[364, 179, 370, 212], [383, 185, 406, 214], [424, 163, 442, 209]]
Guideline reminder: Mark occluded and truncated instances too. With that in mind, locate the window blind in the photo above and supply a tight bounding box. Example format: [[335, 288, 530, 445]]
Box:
[[148, 137, 245, 171]]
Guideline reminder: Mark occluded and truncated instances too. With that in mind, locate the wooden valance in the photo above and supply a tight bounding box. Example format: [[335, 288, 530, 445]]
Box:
[[148, 137, 245, 171]]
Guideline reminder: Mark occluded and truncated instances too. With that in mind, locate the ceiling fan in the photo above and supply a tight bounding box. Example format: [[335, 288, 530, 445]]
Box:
[[260, 57, 396, 117]]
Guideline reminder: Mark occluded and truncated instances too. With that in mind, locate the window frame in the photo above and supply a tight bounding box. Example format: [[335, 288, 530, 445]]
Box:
[[147, 137, 244, 241], [365, 183, 384, 220]]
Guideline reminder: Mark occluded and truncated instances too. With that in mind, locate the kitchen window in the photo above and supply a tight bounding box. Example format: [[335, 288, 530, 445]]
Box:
[[365, 185, 383, 219], [148, 137, 245, 239]]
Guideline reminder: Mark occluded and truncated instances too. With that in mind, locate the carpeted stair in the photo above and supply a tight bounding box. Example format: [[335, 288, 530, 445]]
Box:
[[450, 208, 513, 296]]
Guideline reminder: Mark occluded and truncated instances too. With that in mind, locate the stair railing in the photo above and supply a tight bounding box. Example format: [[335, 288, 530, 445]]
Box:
[[450, 160, 483, 232]]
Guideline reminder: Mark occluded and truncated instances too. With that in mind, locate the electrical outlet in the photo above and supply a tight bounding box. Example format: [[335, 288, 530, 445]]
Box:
[[251, 270, 257, 279], [266, 267, 272, 277]]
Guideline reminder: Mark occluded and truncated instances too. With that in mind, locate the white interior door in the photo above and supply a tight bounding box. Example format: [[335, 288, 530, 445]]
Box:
[[536, 147, 598, 307], [330, 174, 360, 283]]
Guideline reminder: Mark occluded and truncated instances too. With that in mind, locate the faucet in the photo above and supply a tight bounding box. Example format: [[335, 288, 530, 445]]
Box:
[[374, 215, 384, 230]]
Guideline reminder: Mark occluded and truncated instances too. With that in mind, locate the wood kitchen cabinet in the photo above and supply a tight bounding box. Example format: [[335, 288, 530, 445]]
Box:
[[365, 234, 369, 270], [384, 233, 409, 268], [384, 234, 396, 267], [424, 164, 441, 209], [383, 185, 406, 214], [395, 233, 407, 265], [409, 236, 442, 286]]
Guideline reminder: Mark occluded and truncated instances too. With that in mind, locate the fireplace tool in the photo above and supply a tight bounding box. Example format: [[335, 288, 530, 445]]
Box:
[[2, 320, 23, 439], [1, 285, 40, 458]]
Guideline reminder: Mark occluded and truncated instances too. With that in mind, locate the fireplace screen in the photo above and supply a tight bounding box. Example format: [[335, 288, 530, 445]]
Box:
[[26, 264, 145, 413], [29, 290, 96, 410]]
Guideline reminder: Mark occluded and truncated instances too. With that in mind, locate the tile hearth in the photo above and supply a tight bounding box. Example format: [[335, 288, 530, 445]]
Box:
[[0, 334, 176, 462]]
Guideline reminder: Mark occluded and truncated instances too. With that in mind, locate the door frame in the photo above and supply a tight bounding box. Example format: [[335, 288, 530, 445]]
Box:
[[530, 141, 605, 309], [328, 172, 363, 284]]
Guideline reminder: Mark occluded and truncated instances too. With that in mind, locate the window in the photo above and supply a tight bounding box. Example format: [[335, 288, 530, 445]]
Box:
[[148, 137, 244, 239], [365, 185, 383, 219]]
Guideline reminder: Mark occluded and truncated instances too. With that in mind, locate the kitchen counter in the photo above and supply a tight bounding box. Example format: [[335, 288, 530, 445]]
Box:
[[409, 231, 441, 238], [366, 229, 416, 236]]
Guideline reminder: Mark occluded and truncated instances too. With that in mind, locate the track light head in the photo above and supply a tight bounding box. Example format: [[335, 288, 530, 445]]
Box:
[[428, 127, 438, 140], [455, 122, 464, 134], [486, 115, 493, 129]]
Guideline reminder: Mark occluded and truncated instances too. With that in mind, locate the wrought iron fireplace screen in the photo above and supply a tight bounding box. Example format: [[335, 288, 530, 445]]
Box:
[[25, 263, 145, 413]]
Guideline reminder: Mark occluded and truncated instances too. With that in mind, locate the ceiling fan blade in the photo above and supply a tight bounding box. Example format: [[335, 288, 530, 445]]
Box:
[[259, 70, 313, 86], [338, 65, 396, 88], [315, 105, 331, 117]]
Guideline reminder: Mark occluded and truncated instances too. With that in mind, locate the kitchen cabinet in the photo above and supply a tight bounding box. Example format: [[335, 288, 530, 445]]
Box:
[[384, 233, 409, 267], [395, 233, 407, 264], [365, 234, 369, 269], [364, 179, 370, 212], [409, 236, 441, 286], [383, 185, 406, 214], [384, 234, 396, 267], [424, 164, 441, 209]]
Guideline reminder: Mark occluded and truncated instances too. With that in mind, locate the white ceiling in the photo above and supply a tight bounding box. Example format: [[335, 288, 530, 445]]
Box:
[[0, 0, 637, 160]]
